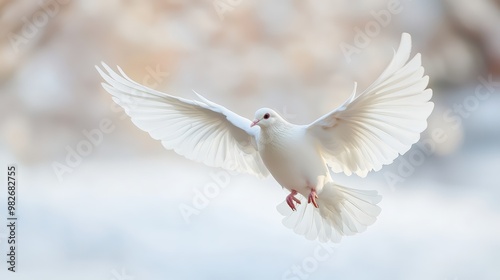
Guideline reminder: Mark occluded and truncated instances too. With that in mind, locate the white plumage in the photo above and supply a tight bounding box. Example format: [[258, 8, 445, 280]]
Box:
[[97, 33, 433, 242]]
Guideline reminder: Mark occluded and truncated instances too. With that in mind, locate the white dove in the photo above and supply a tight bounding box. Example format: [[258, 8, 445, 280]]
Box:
[[96, 33, 433, 242]]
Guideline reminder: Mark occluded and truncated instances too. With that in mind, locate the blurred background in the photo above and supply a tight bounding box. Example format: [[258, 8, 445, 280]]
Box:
[[1, 0, 500, 279]]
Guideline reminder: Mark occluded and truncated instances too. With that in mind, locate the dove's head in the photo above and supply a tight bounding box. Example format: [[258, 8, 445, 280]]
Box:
[[251, 108, 282, 128]]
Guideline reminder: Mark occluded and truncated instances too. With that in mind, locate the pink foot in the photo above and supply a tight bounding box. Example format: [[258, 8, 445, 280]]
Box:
[[286, 190, 301, 211], [308, 189, 319, 208]]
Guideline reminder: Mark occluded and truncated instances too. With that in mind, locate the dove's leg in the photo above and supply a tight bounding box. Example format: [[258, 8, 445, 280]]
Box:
[[308, 189, 319, 208], [306, 175, 325, 208], [286, 190, 301, 211]]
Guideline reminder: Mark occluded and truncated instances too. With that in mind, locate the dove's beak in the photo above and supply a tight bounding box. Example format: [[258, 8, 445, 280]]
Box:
[[250, 119, 259, 127]]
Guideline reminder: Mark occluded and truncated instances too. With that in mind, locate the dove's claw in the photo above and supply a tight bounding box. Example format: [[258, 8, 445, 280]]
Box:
[[308, 189, 319, 208], [286, 190, 301, 211]]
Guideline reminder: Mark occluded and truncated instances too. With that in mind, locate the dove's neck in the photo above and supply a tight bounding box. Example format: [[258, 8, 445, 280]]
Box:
[[258, 120, 295, 149]]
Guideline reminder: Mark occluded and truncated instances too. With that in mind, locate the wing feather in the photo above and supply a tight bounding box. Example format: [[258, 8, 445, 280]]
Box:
[[307, 33, 434, 177], [97, 63, 269, 178]]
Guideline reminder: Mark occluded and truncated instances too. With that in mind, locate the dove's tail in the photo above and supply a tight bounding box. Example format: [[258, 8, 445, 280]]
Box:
[[277, 183, 381, 242]]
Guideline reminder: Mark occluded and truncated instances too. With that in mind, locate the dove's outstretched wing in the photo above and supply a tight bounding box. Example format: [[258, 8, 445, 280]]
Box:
[[307, 33, 434, 177], [97, 63, 269, 178]]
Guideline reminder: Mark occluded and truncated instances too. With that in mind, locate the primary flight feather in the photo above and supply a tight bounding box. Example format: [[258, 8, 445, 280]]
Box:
[[97, 33, 433, 242]]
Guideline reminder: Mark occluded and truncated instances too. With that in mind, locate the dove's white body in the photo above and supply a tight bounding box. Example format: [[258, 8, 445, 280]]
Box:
[[97, 33, 434, 243], [257, 122, 330, 197]]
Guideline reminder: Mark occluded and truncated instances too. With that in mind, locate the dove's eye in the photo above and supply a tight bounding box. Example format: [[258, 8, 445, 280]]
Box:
[[264, 113, 270, 119]]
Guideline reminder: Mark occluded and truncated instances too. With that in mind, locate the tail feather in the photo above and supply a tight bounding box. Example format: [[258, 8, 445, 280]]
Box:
[[277, 183, 381, 242]]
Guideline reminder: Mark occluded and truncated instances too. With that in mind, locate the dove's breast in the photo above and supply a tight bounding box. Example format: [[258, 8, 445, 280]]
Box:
[[258, 126, 331, 196]]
